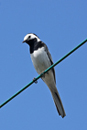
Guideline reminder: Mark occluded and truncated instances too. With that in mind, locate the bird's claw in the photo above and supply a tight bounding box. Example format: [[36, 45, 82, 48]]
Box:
[[41, 72, 48, 78], [33, 78, 38, 84]]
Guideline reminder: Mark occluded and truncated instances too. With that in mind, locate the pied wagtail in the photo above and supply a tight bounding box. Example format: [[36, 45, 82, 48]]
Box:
[[22, 33, 66, 118]]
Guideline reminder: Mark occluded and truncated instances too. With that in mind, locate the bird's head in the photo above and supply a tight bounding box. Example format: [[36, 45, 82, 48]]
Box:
[[22, 33, 40, 45]]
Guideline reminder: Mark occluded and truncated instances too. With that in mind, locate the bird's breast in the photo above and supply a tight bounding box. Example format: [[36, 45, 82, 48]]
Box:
[[30, 47, 51, 74]]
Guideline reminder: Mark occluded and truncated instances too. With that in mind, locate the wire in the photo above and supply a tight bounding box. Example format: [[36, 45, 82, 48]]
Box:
[[0, 39, 87, 108]]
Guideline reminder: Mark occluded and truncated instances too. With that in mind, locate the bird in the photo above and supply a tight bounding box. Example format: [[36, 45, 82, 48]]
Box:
[[22, 33, 66, 118]]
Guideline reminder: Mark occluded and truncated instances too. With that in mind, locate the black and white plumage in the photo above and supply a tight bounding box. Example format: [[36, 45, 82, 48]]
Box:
[[23, 33, 66, 118]]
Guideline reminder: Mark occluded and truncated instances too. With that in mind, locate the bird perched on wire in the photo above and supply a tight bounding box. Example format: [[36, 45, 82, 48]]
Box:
[[22, 33, 66, 118]]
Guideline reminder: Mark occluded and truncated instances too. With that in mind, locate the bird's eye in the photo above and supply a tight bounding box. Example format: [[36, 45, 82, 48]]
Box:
[[28, 36, 31, 38]]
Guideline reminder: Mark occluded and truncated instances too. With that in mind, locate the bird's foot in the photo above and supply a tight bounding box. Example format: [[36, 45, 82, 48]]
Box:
[[41, 71, 47, 78], [41, 71, 48, 78], [33, 77, 38, 84]]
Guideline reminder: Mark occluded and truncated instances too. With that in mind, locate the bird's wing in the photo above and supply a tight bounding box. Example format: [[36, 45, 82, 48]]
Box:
[[43, 42, 56, 83], [36, 41, 56, 83]]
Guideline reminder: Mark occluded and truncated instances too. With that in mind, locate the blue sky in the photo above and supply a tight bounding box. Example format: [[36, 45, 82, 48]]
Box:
[[0, 0, 87, 130]]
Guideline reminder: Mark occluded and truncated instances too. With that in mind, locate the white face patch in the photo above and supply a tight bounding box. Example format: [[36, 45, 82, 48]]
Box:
[[23, 33, 41, 42]]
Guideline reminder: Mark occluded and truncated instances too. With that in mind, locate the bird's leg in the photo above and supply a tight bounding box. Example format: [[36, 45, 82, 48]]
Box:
[[33, 77, 38, 84], [41, 71, 48, 78]]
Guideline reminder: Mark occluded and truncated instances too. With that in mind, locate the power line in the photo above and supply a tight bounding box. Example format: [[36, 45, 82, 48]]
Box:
[[0, 39, 87, 108]]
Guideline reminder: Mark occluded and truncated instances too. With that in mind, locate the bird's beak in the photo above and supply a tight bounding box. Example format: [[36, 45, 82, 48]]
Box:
[[22, 40, 25, 43]]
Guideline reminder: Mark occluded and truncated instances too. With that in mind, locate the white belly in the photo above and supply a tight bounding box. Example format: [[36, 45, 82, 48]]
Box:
[[30, 47, 56, 89], [30, 47, 51, 74]]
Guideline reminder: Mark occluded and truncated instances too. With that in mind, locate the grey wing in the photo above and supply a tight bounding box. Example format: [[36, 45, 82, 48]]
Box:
[[44, 45, 56, 83]]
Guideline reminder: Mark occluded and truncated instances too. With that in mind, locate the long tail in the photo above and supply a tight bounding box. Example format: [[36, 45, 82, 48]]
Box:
[[50, 88, 66, 118]]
